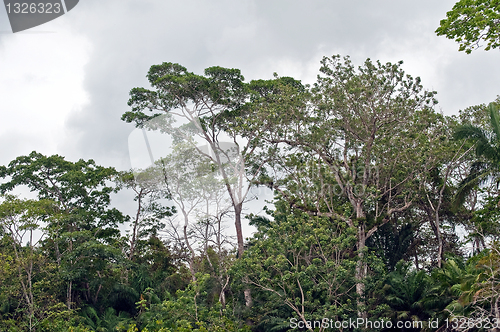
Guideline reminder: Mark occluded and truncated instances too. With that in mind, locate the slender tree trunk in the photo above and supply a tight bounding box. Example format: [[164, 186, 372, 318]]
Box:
[[93, 284, 103, 304], [220, 276, 229, 308], [67, 222, 74, 310], [27, 263, 34, 331], [209, 139, 252, 307], [435, 221, 443, 268], [8, 229, 36, 330], [184, 223, 197, 281], [493, 294, 500, 332], [12, 244, 34, 330], [430, 145, 471, 267], [350, 199, 369, 319], [235, 203, 253, 307], [433, 191, 445, 268], [54, 241, 61, 265], [355, 224, 367, 319], [234, 203, 244, 258], [129, 191, 142, 260], [67, 280, 72, 310], [427, 204, 444, 268]]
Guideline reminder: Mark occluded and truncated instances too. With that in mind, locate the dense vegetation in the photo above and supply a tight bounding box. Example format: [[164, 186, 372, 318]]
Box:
[[1, 2, 500, 331]]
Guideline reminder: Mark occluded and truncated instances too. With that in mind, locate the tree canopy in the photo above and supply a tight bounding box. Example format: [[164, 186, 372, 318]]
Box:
[[1, 53, 500, 331], [436, 0, 500, 53]]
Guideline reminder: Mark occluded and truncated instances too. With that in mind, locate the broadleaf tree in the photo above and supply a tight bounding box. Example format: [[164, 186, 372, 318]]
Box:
[[0, 152, 126, 310], [436, 0, 500, 53], [237, 55, 442, 316], [121, 63, 306, 307]]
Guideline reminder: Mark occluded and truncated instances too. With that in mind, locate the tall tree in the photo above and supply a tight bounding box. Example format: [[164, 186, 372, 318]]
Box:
[[116, 170, 174, 261], [0, 152, 126, 310], [241, 55, 441, 316], [417, 128, 474, 268], [122, 64, 248, 259], [0, 195, 56, 331], [234, 201, 356, 332], [121, 64, 299, 307], [156, 141, 230, 281]]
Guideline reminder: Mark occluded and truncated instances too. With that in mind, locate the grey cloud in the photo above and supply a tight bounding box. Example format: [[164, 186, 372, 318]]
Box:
[[58, 0, 499, 170]]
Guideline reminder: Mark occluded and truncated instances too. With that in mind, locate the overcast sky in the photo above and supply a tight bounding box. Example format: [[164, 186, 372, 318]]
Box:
[[1, 0, 500, 235]]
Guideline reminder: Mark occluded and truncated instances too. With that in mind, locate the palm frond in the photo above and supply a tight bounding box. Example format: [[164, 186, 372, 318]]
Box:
[[453, 124, 488, 142], [453, 103, 500, 207], [488, 103, 500, 141], [453, 162, 489, 208]]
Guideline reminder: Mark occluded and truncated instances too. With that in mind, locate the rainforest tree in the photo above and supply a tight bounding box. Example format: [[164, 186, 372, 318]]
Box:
[[436, 0, 500, 53], [0, 152, 127, 310], [233, 55, 443, 317]]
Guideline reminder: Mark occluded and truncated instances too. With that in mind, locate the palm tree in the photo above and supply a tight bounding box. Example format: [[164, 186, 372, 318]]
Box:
[[453, 102, 500, 206], [383, 261, 432, 327]]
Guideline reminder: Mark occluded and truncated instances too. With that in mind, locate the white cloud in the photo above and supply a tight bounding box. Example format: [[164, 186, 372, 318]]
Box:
[[0, 19, 90, 163]]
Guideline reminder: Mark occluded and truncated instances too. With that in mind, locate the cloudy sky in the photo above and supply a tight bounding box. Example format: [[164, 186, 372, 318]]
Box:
[[1, 0, 499, 234]]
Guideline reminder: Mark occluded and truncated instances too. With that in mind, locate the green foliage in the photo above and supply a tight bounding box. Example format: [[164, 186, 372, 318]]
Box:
[[367, 222, 415, 272], [130, 235, 188, 299], [436, 0, 500, 53], [4, 56, 500, 331], [122, 63, 246, 128], [468, 194, 500, 241], [233, 203, 358, 330], [454, 102, 500, 207], [0, 152, 120, 219], [0, 195, 62, 330], [135, 276, 250, 332], [382, 261, 431, 323], [37, 303, 91, 332], [80, 306, 132, 332], [451, 243, 500, 322]]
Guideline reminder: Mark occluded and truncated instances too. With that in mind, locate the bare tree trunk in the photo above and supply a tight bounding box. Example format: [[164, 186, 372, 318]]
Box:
[[433, 186, 445, 268], [355, 224, 367, 319], [234, 204, 244, 258], [54, 241, 61, 265], [426, 190, 445, 268], [436, 222, 443, 268], [67, 280, 72, 310], [493, 294, 500, 332], [234, 203, 253, 307], [12, 243, 34, 330], [184, 223, 197, 281], [429, 143, 472, 267], [129, 190, 143, 260], [8, 227, 37, 330], [220, 276, 229, 308], [414, 251, 420, 270]]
